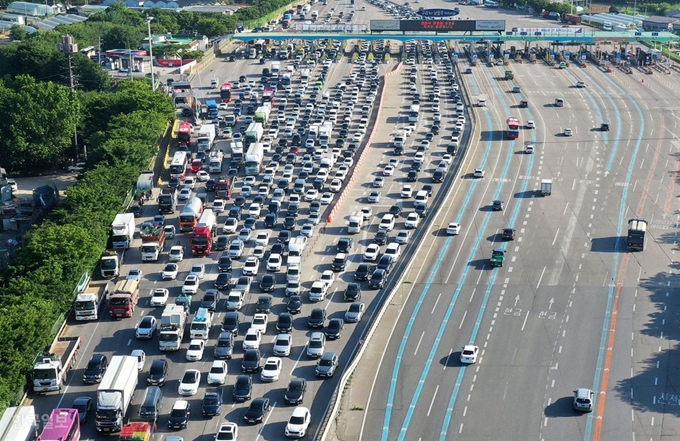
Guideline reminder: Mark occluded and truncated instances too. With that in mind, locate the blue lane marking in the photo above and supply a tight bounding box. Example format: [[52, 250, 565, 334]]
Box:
[[381, 61, 492, 441]]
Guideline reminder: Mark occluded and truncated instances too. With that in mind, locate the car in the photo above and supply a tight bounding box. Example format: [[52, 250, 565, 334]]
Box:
[[228, 239, 245, 259], [197, 170, 210, 182], [447, 222, 461, 235], [403, 212, 420, 229], [379, 213, 396, 231], [525, 144, 535, 154], [473, 168, 485, 178], [257, 274, 275, 293], [168, 246, 184, 262], [320, 192, 334, 204], [345, 302, 365, 323], [502, 228, 516, 240], [573, 388, 594, 412], [377, 254, 395, 273], [460, 345, 479, 363], [260, 357, 283, 382], [363, 243, 380, 261], [126, 268, 143, 281], [214, 273, 231, 290], [178, 188, 192, 200], [168, 399, 191, 429], [287, 295, 303, 314], [243, 256, 260, 276], [361, 206, 372, 220], [243, 328, 262, 350], [255, 295, 272, 313], [315, 352, 339, 377], [244, 398, 271, 424], [189, 263, 205, 279], [150, 287, 169, 306], [383, 165, 395, 176], [72, 396, 93, 423], [320, 270, 335, 287], [83, 354, 108, 384], [182, 274, 200, 295], [395, 229, 411, 244], [223, 217, 238, 234], [207, 360, 229, 385], [337, 237, 354, 253], [233, 375, 253, 402], [214, 235, 229, 251], [374, 229, 389, 245], [214, 332, 235, 360], [178, 369, 201, 396], [215, 422, 238, 440], [241, 348, 261, 373], [308, 307, 326, 328], [576, 80, 586, 88], [304, 188, 319, 201], [369, 268, 387, 289], [325, 318, 345, 340], [389, 204, 402, 218], [239, 228, 253, 242], [186, 339, 205, 361], [135, 315, 157, 339], [217, 255, 233, 273], [373, 176, 385, 188], [255, 231, 270, 247], [284, 378, 307, 405], [251, 313, 268, 334], [329, 179, 343, 193], [367, 190, 382, 203], [285, 407, 311, 438], [267, 254, 283, 272], [525, 120, 535, 129], [147, 358, 168, 386], [492, 200, 504, 211]]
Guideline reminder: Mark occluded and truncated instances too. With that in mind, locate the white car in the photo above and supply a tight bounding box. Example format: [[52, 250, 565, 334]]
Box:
[[178, 369, 201, 396], [190, 263, 205, 279], [460, 345, 479, 364], [207, 360, 228, 385], [255, 231, 270, 247], [361, 206, 373, 220], [216, 422, 238, 440], [442, 154, 453, 165], [250, 313, 268, 334], [243, 328, 262, 350], [383, 165, 395, 176], [564, 128, 573, 136], [320, 270, 335, 287], [363, 243, 381, 261], [304, 188, 319, 201], [473, 168, 485, 178], [267, 253, 283, 271], [228, 239, 245, 259], [446, 222, 461, 235], [182, 275, 200, 295], [253, 245, 266, 259], [405, 212, 420, 229], [197, 170, 210, 182], [178, 188, 191, 200], [260, 357, 282, 382], [400, 185, 413, 198], [395, 229, 411, 244], [168, 246, 184, 262], [223, 217, 238, 234], [213, 199, 226, 213], [218, 102, 228, 110], [273, 333, 293, 356], [248, 203, 261, 218], [183, 176, 196, 189], [301, 223, 314, 237], [525, 145, 535, 154], [525, 120, 535, 129], [285, 407, 311, 438], [379, 214, 396, 231], [414, 151, 425, 162], [320, 192, 334, 205], [576, 80, 586, 88], [243, 256, 260, 276], [186, 339, 205, 361], [329, 179, 343, 193], [150, 288, 169, 306]]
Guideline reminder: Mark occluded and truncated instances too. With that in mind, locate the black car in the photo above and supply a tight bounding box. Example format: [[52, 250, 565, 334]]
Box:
[[202, 388, 223, 417], [242, 349, 261, 373], [374, 229, 388, 245], [128, 205, 142, 218], [256, 295, 273, 313], [278, 230, 292, 243], [218, 256, 233, 273], [287, 295, 303, 314], [215, 272, 231, 290], [260, 274, 276, 292], [332, 253, 348, 271], [337, 238, 354, 253], [72, 396, 93, 423], [214, 332, 234, 360], [205, 179, 216, 191], [407, 170, 418, 182], [411, 160, 423, 171], [264, 213, 278, 228], [244, 217, 257, 230], [233, 196, 246, 208], [168, 177, 180, 189], [284, 378, 307, 405], [83, 354, 108, 384], [308, 307, 326, 328], [283, 216, 296, 230], [354, 264, 371, 281], [422, 184, 433, 196], [369, 268, 387, 289], [492, 200, 504, 211], [343, 283, 362, 301], [244, 397, 271, 424], [228, 206, 242, 220], [168, 400, 191, 430], [389, 205, 402, 218], [415, 205, 429, 217], [325, 318, 345, 340], [377, 254, 395, 273], [287, 204, 300, 217], [271, 242, 285, 255], [276, 312, 294, 332], [201, 290, 218, 311], [147, 358, 168, 386], [502, 228, 516, 240], [222, 311, 240, 336], [233, 375, 253, 402], [214, 235, 229, 251]]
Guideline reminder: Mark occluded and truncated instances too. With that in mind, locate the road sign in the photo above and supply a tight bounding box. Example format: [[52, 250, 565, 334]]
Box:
[[419, 8, 460, 17], [564, 51, 570, 59], [370, 20, 400, 31], [392, 20, 505, 32]]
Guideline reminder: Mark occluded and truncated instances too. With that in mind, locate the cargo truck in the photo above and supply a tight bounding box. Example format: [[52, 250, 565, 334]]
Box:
[[244, 142, 265, 176], [190, 307, 214, 339], [95, 356, 138, 433], [540, 179, 552, 196], [191, 209, 217, 256], [159, 304, 187, 351], [562, 13, 582, 24], [73, 272, 111, 321], [157, 188, 178, 214], [208, 150, 224, 173], [0, 406, 38, 441], [136, 171, 154, 197], [490, 248, 506, 268], [206, 99, 219, 119], [230, 142, 245, 163], [215, 178, 234, 199], [287, 237, 308, 266], [111, 213, 136, 250], [197, 124, 217, 152], [119, 421, 153, 441], [627, 218, 647, 251], [254, 105, 271, 126], [100, 250, 121, 278], [32, 334, 81, 393], [245, 122, 264, 146], [108, 279, 140, 319], [179, 197, 204, 232], [140, 221, 166, 261]]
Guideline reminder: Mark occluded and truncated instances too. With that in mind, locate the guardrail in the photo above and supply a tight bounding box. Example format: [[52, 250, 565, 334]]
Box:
[[315, 56, 479, 441]]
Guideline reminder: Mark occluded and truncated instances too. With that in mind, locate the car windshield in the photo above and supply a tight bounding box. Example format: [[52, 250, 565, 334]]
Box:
[[290, 416, 306, 424], [320, 359, 333, 366]]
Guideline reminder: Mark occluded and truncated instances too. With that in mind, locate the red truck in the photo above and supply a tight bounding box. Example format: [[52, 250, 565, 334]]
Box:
[[108, 279, 140, 319], [562, 13, 582, 24], [140, 221, 166, 261], [215, 177, 234, 199], [191, 209, 217, 256]]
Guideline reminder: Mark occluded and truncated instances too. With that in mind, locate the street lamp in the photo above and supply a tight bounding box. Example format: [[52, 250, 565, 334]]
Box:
[[147, 16, 156, 92]]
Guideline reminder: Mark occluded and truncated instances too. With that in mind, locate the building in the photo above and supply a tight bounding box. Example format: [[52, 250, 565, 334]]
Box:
[[6, 1, 59, 17], [641, 15, 679, 31]]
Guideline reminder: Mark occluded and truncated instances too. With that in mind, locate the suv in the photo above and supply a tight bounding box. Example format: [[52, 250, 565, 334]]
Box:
[[168, 399, 191, 430], [573, 388, 594, 412], [83, 354, 108, 384], [343, 283, 361, 301], [331, 253, 348, 271], [337, 237, 354, 253], [307, 332, 326, 358], [315, 352, 339, 378], [214, 332, 235, 360]]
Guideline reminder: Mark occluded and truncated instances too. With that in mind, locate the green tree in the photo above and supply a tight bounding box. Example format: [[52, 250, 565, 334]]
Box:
[[9, 25, 26, 41], [72, 53, 112, 91], [102, 25, 145, 51], [196, 17, 229, 37]]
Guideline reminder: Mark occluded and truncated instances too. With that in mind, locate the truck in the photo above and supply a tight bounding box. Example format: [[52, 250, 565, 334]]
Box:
[[179, 197, 204, 232], [490, 248, 506, 268], [287, 236, 308, 266], [281, 71, 292, 86], [159, 304, 187, 351], [245, 122, 264, 146], [100, 250, 121, 278], [158, 188, 178, 214], [32, 334, 81, 393], [541, 179, 552, 196], [627, 218, 647, 251], [197, 124, 217, 153], [191, 209, 217, 256], [208, 150, 224, 173], [231, 141, 245, 163], [73, 273, 111, 321], [206, 99, 219, 120], [190, 307, 214, 339], [111, 213, 136, 250], [271, 62, 281, 77], [95, 356, 138, 433], [0, 406, 38, 441], [140, 221, 166, 261], [245, 142, 265, 176], [319, 121, 334, 146], [136, 171, 154, 197], [300, 69, 310, 81], [562, 13, 582, 24], [254, 105, 271, 126], [108, 279, 140, 319], [504, 70, 514, 80], [119, 421, 153, 441], [346, 212, 364, 234], [215, 177, 234, 199]]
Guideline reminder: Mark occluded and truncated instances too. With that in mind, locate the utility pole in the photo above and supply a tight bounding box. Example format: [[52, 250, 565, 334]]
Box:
[[59, 35, 79, 162], [147, 16, 156, 92]]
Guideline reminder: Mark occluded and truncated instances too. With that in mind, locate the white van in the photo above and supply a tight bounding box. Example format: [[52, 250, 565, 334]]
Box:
[[414, 191, 428, 208], [379, 214, 396, 231], [385, 243, 401, 260], [346, 212, 364, 234]]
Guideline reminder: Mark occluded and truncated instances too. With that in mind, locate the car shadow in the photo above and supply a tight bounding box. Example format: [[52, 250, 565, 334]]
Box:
[[544, 396, 583, 418]]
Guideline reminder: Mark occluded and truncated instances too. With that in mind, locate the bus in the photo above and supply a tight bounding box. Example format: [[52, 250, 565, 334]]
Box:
[[38, 409, 80, 441], [506, 117, 520, 139], [169, 151, 189, 179], [172, 81, 192, 93], [177, 122, 192, 149], [0, 406, 38, 441], [408, 105, 420, 122], [219, 83, 232, 102], [262, 88, 275, 104]]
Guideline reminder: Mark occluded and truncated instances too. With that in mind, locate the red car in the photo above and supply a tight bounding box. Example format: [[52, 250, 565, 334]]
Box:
[[191, 159, 203, 173], [289, 146, 300, 155]]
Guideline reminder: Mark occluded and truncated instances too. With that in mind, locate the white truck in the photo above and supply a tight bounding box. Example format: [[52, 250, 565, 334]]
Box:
[[100, 250, 121, 278], [95, 356, 138, 434], [244, 142, 265, 176], [287, 237, 308, 266], [208, 150, 224, 173], [197, 124, 217, 153], [346, 212, 364, 234], [111, 213, 135, 250], [230, 141, 245, 163], [190, 307, 214, 339], [319, 121, 334, 146], [73, 272, 111, 321], [271, 61, 281, 77], [0, 406, 38, 441], [159, 304, 187, 351], [32, 334, 81, 393], [541, 179, 552, 196]]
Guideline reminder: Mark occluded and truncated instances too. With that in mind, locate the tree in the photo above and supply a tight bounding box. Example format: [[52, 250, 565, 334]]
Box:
[[72, 53, 112, 91], [102, 25, 145, 51], [9, 25, 26, 41], [196, 17, 229, 37]]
